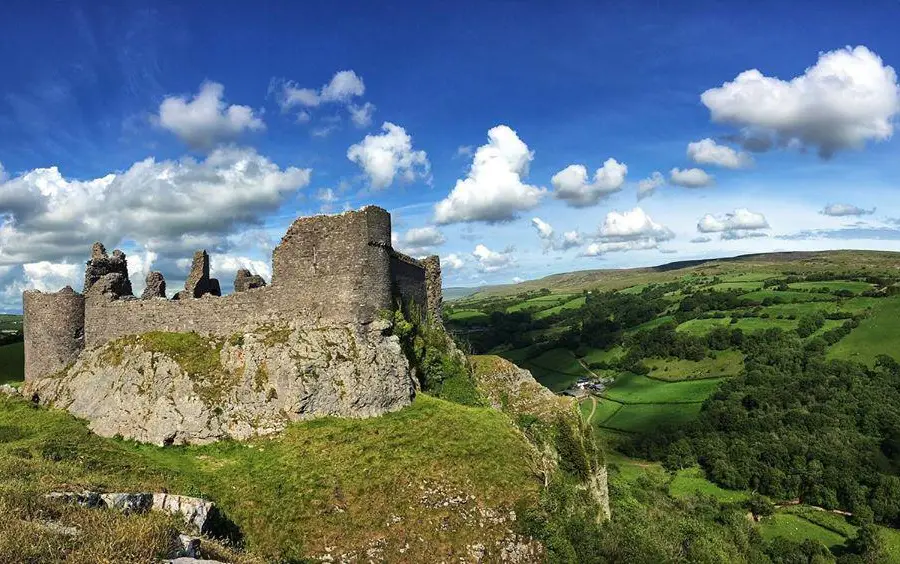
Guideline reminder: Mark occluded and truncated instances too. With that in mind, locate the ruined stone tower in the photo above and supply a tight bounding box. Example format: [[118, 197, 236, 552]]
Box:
[[22, 206, 443, 384]]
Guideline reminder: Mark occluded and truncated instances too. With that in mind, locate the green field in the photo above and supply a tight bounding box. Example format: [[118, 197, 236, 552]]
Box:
[[519, 348, 592, 392], [601, 402, 703, 433], [0, 342, 24, 385], [739, 289, 832, 303], [706, 281, 764, 292], [668, 467, 750, 503], [602, 372, 725, 404], [644, 350, 744, 381], [533, 296, 586, 320], [505, 293, 575, 313], [829, 296, 900, 365], [582, 346, 625, 365], [788, 280, 873, 294], [445, 309, 489, 324], [758, 513, 848, 549], [675, 317, 731, 335]]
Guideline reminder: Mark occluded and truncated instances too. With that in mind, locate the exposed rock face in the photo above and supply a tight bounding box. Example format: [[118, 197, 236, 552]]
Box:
[[142, 271, 167, 299], [470, 355, 611, 520], [234, 269, 267, 292], [28, 319, 415, 445], [83, 243, 132, 297]]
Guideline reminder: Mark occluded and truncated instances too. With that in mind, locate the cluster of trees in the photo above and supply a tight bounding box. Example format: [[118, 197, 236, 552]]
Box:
[[634, 329, 900, 527]]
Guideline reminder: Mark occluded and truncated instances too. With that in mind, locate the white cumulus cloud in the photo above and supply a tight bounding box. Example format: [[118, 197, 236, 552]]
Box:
[[687, 138, 753, 169], [347, 122, 430, 189], [698, 208, 770, 240], [348, 102, 375, 128], [531, 217, 582, 252], [472, 244, 515, 272], [442, 253, 465, 271], [275, 70, 365, 109], [0, 148, 311, 272], [434, 125, 546, 224], [552, 158, 627, 207], [701, 45, 900, 158], [158, 82, 265, 150], [581, 207, 674, 256], [670, 167, 715, 188]]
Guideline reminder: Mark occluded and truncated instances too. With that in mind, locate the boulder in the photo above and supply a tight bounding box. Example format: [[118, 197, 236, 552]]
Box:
[[142, 272, 167, 299], [100, 492, 153, 514], [0, 384, 19, 397]]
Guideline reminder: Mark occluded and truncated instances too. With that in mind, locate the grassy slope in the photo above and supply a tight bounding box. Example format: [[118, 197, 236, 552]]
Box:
[[465, 250, 900, 299], [644, 350, 744, 381], [601, 372, 725, 404], [0, 342, 24, 385], [828, 297, 900, 365], [0, 394, 540, 562]]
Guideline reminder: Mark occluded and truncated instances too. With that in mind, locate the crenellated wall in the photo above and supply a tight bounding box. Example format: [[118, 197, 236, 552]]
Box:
[[23, 206, 443, 380]]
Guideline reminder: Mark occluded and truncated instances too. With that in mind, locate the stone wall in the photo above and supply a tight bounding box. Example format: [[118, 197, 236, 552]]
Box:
[[272, 206, 393, 324], [422, 256, 443, 323], [390, 250, 428, 318], [23, 205, 443, 379], [23, 287, 85, 382]]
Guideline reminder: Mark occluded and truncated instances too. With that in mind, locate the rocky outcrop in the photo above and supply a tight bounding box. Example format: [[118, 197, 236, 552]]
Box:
[[84, 243, 133, 297], [142, 271, 167, 299], [27, 319, 415, 445], [470, 355, 610, 520], [234, 269, 266, 292]]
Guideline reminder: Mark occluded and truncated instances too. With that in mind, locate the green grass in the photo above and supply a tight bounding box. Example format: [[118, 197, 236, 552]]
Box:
[[505, 293, 575, 313], [668, 467, 750, 503], [676, 318, 732, 335], [676, 316, 797, 336], [706, 281, 763, 292], [0, 314, 22, 331], [788, 280, 873, 294], [627, 315, 675, 334], [757, 513, 847, 549], [617, 284, 650, 295], [581, 346, 625, 365], [601, 403, 702, 434], [602, 372, 725, 404], [828, 296, 900, 365], [0, 342, 24, 385], [0, 393, 540, 562], [593, 398, 624, 425], [520, 348, 592, 392], [533, 296, 586, 320], [738, 289, 832, 303], [644, 350, 744, 381], [446, 309, 489, 324]]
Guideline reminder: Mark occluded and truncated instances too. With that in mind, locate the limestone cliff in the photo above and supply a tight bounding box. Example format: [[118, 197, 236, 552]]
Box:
[[27, 319, 415, 445], [470, 355, 610, 520]]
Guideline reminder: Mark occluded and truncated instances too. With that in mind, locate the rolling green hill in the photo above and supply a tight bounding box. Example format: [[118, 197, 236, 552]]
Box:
[[445, 249, 900, 559]]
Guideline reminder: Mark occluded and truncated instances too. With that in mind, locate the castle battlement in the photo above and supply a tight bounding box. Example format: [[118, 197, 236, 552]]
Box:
[[23, 206, 442, 383]]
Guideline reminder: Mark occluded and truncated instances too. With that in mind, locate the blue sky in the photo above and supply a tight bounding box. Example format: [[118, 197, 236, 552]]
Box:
[[0, 0, 899, 310]]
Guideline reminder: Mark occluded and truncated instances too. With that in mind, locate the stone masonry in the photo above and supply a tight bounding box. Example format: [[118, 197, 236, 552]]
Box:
[[22, 206, 442, 383]]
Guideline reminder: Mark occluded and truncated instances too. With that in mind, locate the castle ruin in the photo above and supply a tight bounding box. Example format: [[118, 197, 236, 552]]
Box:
[[23, 206, 442, 383], [21, 207, 444, 444]]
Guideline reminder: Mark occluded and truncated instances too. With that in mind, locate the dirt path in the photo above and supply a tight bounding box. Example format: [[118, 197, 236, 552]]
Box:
[[586, 396, 598, 424]]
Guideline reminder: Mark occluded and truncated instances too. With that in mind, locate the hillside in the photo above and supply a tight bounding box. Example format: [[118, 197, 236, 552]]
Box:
[[461, 250, 900, 299], [446, 249, 900, 561]]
